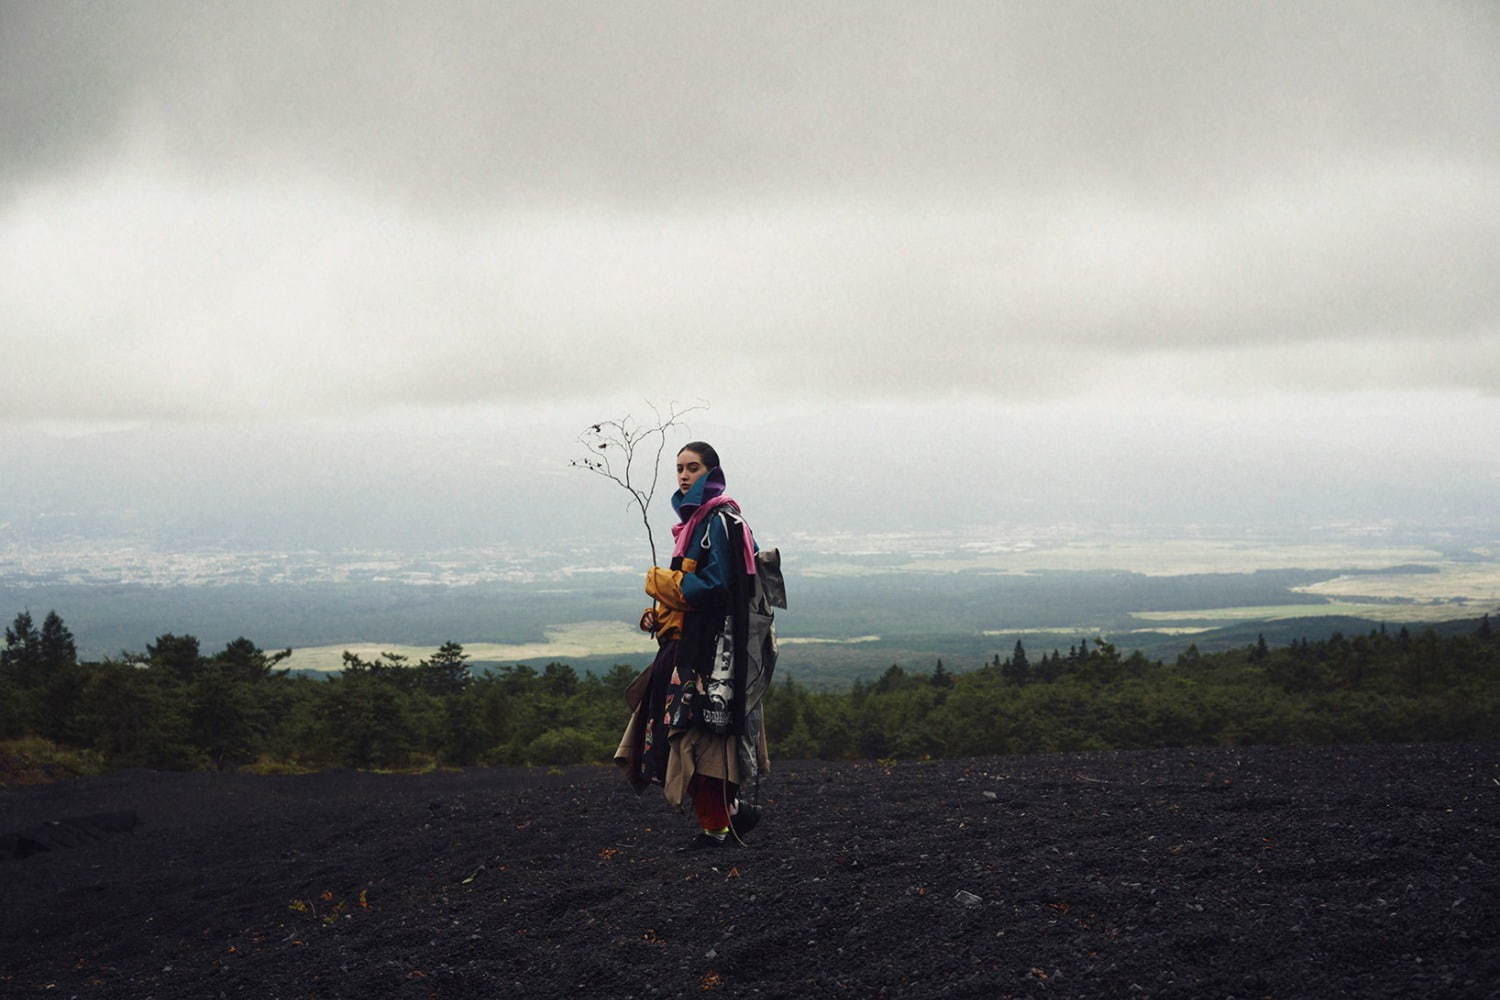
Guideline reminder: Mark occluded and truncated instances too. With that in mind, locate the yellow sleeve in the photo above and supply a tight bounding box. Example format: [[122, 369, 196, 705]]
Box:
[[645, 567, 689, 610]]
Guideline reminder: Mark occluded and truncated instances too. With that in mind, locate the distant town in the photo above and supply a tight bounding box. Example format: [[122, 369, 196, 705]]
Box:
[[1, 517, 1495, 590]]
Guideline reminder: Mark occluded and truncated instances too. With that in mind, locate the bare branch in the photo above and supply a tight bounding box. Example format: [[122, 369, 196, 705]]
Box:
[[572, 400, 708, 566]]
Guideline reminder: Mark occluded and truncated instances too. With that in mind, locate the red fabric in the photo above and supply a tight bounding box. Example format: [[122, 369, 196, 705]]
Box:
[[690, 774, 731, 831]]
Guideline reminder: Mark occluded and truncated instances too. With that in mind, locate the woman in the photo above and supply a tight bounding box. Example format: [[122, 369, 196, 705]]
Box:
[[614, 442, 770, 850]]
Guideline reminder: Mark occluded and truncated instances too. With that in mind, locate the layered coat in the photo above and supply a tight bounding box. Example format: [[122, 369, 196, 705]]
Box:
[[614, 470, 772, 807]]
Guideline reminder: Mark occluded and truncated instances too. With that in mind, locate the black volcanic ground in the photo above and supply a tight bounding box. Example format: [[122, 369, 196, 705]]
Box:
[[3, 743, 1498, 999]]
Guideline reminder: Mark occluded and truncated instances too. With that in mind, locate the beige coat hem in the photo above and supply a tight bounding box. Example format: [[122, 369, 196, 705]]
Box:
[[614, 699, 770, 808]]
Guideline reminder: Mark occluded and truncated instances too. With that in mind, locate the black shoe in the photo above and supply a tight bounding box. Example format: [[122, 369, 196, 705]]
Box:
[[731, 803, 762, 838], [679, 831, 728, 852]]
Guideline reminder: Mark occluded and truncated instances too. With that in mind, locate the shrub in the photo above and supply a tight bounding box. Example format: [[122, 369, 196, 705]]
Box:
[[525, 727, 608, 766], [240, 754, 319, 776], [0, 737, 106, 788]]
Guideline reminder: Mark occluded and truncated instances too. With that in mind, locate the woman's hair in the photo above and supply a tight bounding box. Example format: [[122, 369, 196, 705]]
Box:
[[678, 441, 720, 469]]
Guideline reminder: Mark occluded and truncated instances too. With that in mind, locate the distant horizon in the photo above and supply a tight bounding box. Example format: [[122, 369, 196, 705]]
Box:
[[5, 395, 1499, 557], [5, 516, 1498, 586], [5, 521, 1496, 671]]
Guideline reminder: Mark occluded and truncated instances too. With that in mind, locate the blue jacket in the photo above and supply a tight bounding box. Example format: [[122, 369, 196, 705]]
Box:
[[670, 469, 734, 610], [644, 468, 757, 633]]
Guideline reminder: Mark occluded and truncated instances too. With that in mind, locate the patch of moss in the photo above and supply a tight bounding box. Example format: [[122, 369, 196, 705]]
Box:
[[240, 754, 322, 776], [0, 737, 106, 788]]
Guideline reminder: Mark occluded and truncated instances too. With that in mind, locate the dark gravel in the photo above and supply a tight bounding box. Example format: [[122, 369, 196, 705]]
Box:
[[3, 743, 1498, 999]]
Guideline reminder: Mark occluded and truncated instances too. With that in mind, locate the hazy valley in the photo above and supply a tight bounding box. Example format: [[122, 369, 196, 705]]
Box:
[[4, 521, 1497, 686]]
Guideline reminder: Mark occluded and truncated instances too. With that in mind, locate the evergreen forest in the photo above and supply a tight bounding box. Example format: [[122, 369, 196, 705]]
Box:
[[2, 609, 1497, 782]]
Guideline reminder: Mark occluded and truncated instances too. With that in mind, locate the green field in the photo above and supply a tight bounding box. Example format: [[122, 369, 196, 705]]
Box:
[[279, 620, 658, 673], [1129, 601, 1485, 625]]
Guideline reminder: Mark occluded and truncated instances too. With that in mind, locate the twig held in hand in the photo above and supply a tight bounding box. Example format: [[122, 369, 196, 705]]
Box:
[[572, 401, 707, 566]]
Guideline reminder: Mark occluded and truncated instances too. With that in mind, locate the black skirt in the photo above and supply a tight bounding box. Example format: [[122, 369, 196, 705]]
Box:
[[637, 638, 680, 787]]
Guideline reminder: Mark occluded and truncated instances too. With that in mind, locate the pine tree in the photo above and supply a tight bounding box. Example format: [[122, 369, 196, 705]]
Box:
[[873, 664, 908, 694], [215, 637, 291, 683], [148, 633, 203, 682], [542, 662, 578, 698], [1002, 640, 1030, 685], [419, 641, 472, 695], [38, 612, 77, 673], [189, 664, 258, 769], [2, 610, 42, 686]]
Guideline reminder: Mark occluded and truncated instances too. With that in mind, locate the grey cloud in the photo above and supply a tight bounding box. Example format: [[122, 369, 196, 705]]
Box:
[[4, 2, 1496, 206], [0, 2, 153, 188], [3, 175, 1497, 423], [3, 1, 1497, 423]]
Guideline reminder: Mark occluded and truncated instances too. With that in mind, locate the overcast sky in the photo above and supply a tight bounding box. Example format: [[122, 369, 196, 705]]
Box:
[[2, 1, 1497, 553]]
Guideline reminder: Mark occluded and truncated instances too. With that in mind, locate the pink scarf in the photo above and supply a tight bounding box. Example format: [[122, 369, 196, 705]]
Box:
[[671, 495, 757, 574]]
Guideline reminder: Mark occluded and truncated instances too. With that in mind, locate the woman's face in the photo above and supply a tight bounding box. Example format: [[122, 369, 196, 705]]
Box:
[[676, 449, 711, 494]]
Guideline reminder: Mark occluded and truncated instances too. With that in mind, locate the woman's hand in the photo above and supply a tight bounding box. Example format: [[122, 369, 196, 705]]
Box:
[[638, 607, 660, 633]]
